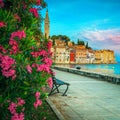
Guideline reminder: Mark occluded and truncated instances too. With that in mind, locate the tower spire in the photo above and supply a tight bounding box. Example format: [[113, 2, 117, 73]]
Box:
[[44, 9, 50, 38]]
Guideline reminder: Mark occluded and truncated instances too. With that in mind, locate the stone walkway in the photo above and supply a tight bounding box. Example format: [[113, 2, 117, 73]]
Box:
[[47, 69, 120, 120]]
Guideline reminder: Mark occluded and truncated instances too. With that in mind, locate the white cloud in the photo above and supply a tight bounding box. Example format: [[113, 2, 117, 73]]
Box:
[[72, 28, 120, 54], [75, 28, 120, 43]]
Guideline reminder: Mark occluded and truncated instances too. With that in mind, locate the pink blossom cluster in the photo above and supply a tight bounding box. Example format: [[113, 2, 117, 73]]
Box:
[[8, 98, 25, 120], [14, 14, 21, 22], [17, 98, 25, 106], [8, 102, 17, 114], [26, 65, 32, 74], [0, 55, 16, 80], [9, 39, 19, 54], [11, 30, 26, 40], [42, 57, 52, 67], [31, 62, 51, 74], [47, 41, 52, 52], [37, 64, 50, 73], [47, 77, 53, 88], [31, 50, 48, 58], [31, 63, 38, 68], [9, 30, 26, 54], [31, 51, 39, 58], [11, 113, 24, 120], [29, 8, 39, 18], [39, 50, 48, 56], [0, 21, 6, 27], [0, 0, 4, 8], [0, 45, 7, 53], [34, 92, 42, 109]]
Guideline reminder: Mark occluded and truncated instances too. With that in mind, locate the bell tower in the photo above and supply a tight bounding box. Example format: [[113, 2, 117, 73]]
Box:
[[44, 9, 50, 38]]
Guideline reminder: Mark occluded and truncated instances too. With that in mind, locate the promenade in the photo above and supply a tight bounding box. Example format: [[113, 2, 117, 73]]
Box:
[[47, 69, 120, 120]]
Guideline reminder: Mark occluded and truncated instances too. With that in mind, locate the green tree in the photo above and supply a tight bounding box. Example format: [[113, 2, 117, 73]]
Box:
[[85, 42, 91, 49], [86, 42, 88, 48], [77, 39, 85, 45], [51, 35, 70, 45], [0, 0, 53, 120]]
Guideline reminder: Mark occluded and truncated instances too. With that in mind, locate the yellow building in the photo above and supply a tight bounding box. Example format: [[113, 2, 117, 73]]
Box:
[[94, 50, 102, 64], [54, 46, 67, 64], [94, 50, 116, 64], [74, 45, 87, 64], [101, 50, 116, 64]]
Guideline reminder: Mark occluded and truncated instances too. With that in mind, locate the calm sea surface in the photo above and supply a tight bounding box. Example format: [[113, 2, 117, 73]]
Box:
[[56, 62, 120, 75]]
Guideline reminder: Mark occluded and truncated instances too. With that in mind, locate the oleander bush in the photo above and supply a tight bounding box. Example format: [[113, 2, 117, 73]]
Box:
[[0, 0, 53, 119]]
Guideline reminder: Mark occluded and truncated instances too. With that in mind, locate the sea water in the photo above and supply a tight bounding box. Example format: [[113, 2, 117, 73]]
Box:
[[56, 62, 120, 75]]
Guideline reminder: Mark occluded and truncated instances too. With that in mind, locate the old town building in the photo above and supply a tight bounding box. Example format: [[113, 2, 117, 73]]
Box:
[[51, 39, 116, 64], [94, 50, 116, 64]]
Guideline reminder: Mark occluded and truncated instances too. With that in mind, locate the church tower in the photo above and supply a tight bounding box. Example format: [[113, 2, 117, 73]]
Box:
[[44, 9, 50, 39]]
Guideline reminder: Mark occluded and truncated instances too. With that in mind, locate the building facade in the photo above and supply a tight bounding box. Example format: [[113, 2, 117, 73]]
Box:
[[51, 39, 116, 64]]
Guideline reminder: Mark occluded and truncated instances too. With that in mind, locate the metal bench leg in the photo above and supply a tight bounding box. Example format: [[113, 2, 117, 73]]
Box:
[[62, 84, 69, 96], [49, 84, 60, 96]]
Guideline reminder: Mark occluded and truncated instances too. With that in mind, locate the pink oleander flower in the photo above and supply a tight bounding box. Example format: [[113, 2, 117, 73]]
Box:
[[47, 77, 53, 89], [14, 14, 21, 22], [8, 102, 17, 114], [34, 99, 42, 109], [0, 0, 4, 8], [12, 45, 19, 51], [37, 64, 50, 73], [31, 63, 37, 68], [9, 39, 19, 54], [42, 57, 52, 66], [9, 39, 18, 46], [47, 41, 52, 51], [38, 50, 48, 56], [11, 112, 24, 120], [0, 55, 16, 78], [0, 56, 15, 70], [29, 8, 39, 18], [11, 30, 26, 40], [37, 0, 41, 5], [26, 65, 32, 74], [31, 51, 39, 57], [0, 21, 6, 27], [35, 92, 40, 100], [2, 69, 16, 78], [17, 98, 25, 106]]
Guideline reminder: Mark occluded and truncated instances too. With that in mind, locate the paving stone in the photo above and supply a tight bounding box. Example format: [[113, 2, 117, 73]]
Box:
[[47, 69, 120, 120]]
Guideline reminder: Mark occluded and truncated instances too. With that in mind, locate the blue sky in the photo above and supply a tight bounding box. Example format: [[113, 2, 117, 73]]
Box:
[[41, 0, 120, 61]]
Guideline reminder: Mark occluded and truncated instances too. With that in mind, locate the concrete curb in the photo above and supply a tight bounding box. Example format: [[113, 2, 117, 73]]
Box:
[[46, 97, 65, 120]]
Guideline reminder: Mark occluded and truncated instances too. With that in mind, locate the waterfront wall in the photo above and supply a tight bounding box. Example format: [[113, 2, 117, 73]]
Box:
[[53, 66, 120, 84]]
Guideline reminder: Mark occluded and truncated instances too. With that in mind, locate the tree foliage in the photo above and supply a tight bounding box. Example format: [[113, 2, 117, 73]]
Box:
[[51, 35, 70, 43], [77, 39, 85, 45]]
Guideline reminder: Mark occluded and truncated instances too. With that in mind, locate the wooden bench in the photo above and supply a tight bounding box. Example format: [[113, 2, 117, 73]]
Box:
[[49, 73, 70, 96]]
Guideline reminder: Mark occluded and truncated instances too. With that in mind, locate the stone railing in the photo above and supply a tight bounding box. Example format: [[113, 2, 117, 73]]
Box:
[[53, 66, 120, 84]]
